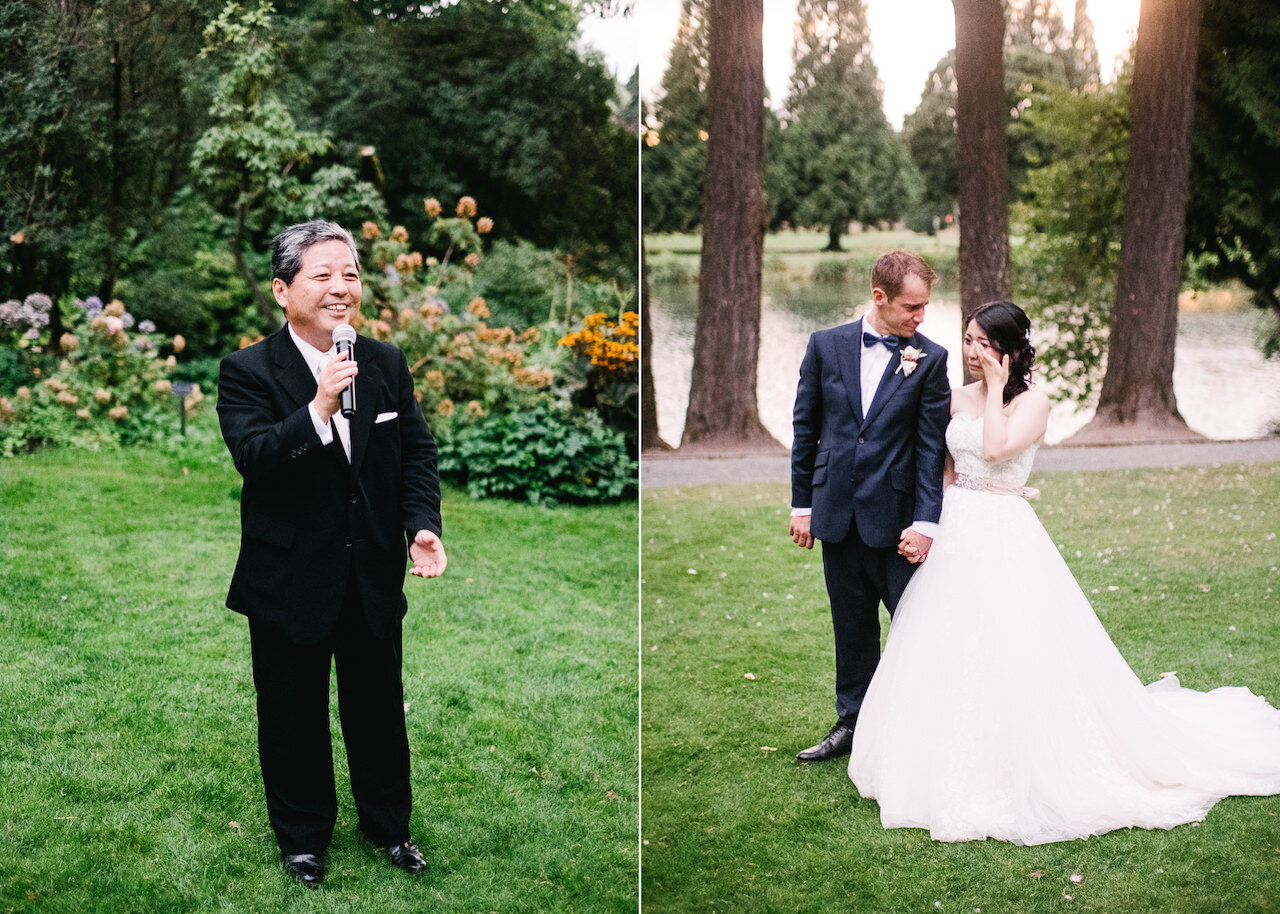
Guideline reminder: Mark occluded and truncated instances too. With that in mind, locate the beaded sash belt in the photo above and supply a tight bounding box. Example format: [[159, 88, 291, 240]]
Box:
[[952, 472, 1040, 500]]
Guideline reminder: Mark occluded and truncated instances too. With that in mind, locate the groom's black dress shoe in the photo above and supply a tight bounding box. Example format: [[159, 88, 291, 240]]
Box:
[[796, 722, 856, 762], [383, 840, 429, 874], [281, 852, 325, 887]]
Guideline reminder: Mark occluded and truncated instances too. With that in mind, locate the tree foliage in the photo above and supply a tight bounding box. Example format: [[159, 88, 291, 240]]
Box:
[[1186, 0, 1280, 356], [640, 0, 709, 233]]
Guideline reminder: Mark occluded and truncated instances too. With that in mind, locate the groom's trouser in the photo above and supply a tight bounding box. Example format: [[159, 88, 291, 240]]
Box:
[[821, 530, 917, 727], [248, 580, 412, 855]]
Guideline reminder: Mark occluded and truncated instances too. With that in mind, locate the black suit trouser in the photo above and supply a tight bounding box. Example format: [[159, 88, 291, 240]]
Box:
[[821, 530, 917, 727], [248, 582, 412, 854]]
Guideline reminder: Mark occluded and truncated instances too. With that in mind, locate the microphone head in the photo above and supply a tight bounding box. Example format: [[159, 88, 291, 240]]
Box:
[[332, 323, 357, 346]]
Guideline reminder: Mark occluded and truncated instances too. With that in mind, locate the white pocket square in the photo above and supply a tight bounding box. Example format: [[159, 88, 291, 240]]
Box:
[[375, 411, 398, 424]]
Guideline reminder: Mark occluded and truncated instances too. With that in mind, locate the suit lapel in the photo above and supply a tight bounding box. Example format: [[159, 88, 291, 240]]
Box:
[[837, 319, 865, 425], [347, 338, 380, 475], [270, 328, 320, 412]]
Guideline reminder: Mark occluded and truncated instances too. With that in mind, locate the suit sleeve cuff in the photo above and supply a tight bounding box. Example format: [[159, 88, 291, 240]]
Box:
[[790, 507, 812, 517], [307, 401, 334, 445]]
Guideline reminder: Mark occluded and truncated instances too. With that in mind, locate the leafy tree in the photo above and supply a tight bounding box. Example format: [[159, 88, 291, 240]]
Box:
[[641, 0, 710, 234], [191, 0, 382, 328], [903, 0, 1101, 219], [1013, 79, 1129, 405], [681, 0, 774, 449], [279, 0, 636, 282], [1186, 0, 1280, 356], [1070, 0, 1203, 443], [1, 0, 209, 311], [776, 0, 919, 251]]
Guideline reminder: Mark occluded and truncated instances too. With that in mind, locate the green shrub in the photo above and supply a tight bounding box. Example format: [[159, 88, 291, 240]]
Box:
[[436, 402, 636, 506]]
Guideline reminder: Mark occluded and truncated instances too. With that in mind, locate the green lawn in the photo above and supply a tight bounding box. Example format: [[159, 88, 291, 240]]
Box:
[[0, 436, 638, 913], [645, 227, 960, 283], [641, 464, 1280, 913]]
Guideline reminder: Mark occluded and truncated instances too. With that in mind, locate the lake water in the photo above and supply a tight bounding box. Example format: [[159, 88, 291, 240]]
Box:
[[650, 279, 1280, 447]]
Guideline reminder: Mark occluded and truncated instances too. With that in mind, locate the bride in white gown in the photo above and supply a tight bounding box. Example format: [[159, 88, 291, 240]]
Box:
[[848, 301, 1280, 846]]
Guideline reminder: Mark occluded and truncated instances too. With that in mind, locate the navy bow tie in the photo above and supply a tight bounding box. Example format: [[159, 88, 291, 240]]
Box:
[[862, 331, 900, 350]]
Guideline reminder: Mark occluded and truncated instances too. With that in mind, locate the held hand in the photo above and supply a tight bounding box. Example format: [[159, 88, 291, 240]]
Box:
[[898, 528, 933, 564], [312, 351, 358, 423], [789, 514, 815, 550], [409, 530, 447, 578]]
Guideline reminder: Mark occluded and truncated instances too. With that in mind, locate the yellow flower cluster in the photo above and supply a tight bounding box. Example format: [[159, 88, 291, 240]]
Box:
[[558, 311, 640, 372]]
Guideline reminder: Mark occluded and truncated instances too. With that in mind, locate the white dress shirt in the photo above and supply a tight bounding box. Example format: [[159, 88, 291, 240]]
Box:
[[289, 324, 351, 461]]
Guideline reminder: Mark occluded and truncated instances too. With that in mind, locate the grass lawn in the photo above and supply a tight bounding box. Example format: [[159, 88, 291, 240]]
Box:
[[641, 463, 1280, 913], [645, 228, 960, 283], [0, 432, 638, 913]]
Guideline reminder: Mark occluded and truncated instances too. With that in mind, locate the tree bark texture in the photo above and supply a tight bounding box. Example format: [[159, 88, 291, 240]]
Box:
[[641, 245, 672, 450], [1071, 0, 1203, 444], [680, 0, 777, 448], [951, 0, 1010, 358]]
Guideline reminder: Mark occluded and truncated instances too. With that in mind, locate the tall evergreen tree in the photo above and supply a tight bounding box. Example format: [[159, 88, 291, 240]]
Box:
[[680, 0, 774, 449], [641, 0, 710, 233], [952, 0, 1010, 335], [1070, 0, 1203, 443], [777, 0, 919, 251]]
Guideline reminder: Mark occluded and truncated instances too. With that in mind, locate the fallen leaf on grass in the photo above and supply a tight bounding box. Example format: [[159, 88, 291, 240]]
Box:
[[744, 672, 756, 680]]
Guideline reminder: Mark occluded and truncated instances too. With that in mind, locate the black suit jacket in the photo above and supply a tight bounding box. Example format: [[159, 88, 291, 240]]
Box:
[[217, 327, 442, 644], [791, 318, 950, 547]]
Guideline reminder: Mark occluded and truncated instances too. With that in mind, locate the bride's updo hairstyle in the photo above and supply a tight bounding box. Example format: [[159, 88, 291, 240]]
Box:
[[972, 300, 1035, 404]]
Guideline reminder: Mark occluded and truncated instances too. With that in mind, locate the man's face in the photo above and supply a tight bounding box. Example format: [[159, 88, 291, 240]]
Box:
[[870, 273, 930, 338], [272, 239, 362, 351]]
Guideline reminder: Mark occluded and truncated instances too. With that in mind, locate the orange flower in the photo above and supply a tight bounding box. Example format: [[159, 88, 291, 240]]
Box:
[[466, 297, 490, 319], [456, 196, 478, 218], [464, 253, 480, 268], [389, 225, 409, 243], [476, 217, 494, 234], [465, 400, 484, 417], [362, 221, 381, 239], [173, 334, 187, 354], [154, 379, 173, 394], [437, 398, 455, 417], [108, 405, 128, 421], [424, 198, 442, 217], [59, 333, 79, 353], [9, 232, 25, 245]]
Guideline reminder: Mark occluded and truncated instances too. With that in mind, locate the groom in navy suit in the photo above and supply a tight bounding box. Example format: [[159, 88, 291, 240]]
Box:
[[789, 250, 950, 761]]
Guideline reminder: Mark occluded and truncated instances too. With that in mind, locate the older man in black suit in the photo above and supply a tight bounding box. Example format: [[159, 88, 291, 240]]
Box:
[[217, 220, 446, 887], [789, 250, 950, 762]]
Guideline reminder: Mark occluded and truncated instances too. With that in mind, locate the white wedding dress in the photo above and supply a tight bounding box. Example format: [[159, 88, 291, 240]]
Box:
[[848, 414, 1280, 845]]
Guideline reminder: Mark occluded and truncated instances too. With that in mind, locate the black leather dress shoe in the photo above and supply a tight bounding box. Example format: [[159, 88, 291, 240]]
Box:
[[384, 841, 429, 874], [795, 722, 856, 762], [281, 852, 324, 887]]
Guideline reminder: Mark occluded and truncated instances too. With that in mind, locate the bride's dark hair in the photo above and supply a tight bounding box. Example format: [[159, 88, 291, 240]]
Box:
[[972, 300, 1035, 404]]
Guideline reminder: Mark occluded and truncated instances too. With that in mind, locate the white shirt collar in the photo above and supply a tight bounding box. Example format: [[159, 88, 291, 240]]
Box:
[[287, 324, 333, 377]]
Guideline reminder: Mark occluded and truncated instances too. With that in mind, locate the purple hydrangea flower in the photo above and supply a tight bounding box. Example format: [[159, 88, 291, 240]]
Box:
[[139, 320, 156, 333]]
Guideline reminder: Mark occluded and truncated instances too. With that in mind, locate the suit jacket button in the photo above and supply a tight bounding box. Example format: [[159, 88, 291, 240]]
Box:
[[857, 436, 866, 445], [345, 538, 353, 547]]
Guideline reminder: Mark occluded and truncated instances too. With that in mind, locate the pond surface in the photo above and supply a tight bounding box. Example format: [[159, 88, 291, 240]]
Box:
[[650, 277, 1280, 447]]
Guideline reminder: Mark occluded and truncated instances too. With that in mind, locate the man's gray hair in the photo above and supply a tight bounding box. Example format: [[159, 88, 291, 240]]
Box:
[[271, 220, 360, 285]]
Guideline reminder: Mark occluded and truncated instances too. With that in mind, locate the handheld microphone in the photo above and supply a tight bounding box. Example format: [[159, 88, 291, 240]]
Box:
[[332, 323, 357, 419]]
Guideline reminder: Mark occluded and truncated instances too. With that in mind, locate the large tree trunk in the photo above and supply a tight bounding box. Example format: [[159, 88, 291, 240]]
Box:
[[823, 223, 844, 252], [679, 0, 779, 450], [641, 245, 672, 450], [952, 0, 1010, 376], [1068, 0, 1203, 444]]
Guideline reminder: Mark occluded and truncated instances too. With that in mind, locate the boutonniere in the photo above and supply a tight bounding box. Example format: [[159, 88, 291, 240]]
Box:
[[896, 345, 925, 377]]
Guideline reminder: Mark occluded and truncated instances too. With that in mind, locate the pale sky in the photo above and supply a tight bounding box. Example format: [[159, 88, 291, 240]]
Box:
[[581, 0, 1142, 129]]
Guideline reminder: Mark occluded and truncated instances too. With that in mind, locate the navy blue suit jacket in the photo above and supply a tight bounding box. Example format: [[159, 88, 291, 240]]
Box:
[[790, 318, 950, 547], [217, 327, 442, 644]]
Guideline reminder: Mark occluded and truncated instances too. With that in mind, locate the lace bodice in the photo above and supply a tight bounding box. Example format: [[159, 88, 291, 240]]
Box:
[[946, 414, 1038, 488]]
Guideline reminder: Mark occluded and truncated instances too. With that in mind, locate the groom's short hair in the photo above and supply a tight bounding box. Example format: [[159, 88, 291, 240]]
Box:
[[872, 250, 937, 301]]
